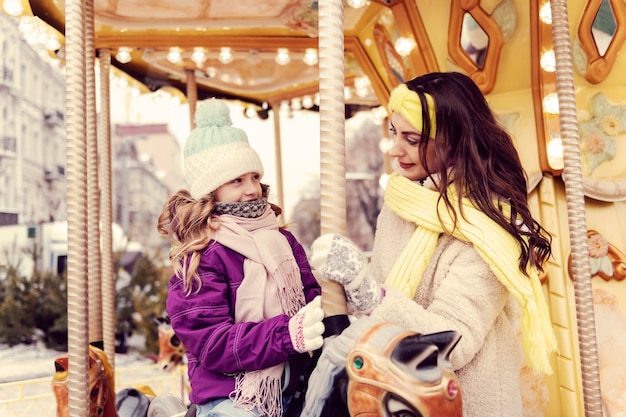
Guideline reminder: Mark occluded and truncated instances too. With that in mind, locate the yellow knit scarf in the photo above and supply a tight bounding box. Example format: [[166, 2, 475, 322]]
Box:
[[384, 173, 557, 374]]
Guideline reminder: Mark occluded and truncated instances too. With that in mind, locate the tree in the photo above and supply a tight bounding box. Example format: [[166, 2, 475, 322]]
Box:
[[115, 249, 170, 355]]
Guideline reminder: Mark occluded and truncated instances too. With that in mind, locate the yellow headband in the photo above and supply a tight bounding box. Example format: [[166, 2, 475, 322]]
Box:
[[389, 83, 437, 138]]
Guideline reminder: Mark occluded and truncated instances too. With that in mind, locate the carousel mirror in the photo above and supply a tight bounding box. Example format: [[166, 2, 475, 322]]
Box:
[[460, 13, 489, 68], [592, 0, 617, 56]]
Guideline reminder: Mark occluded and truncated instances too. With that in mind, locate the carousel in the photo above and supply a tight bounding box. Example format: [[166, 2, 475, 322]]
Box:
[[8, 0, 626, 416]]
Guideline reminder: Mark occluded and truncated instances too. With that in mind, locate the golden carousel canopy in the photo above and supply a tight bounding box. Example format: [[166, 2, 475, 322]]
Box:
[[24, 0, 436, 113]]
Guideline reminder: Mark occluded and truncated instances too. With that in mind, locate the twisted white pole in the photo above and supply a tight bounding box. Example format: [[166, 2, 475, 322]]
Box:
[[550, 1, 602, 415], [85, 0, 103, 347], [318, 0, 347, 236], [65, 0, 90, 414], [99, 48, 116, 367]]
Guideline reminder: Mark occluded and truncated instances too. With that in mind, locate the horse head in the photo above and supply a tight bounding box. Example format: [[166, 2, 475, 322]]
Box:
[[51, 345, 118, 417], [154, 316, 186, 372], [302, 317, 463, 417], [346, 323, 462, 417]]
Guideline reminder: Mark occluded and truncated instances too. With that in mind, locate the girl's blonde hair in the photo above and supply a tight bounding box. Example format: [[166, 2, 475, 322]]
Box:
[[157, 184, 280, 295]]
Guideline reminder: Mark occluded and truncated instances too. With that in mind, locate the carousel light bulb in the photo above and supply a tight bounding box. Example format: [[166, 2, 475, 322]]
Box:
[[115, 47, 132, 64], [2, 0, 23, 16], [117, 77, 129, 88], [547, 132, 564, 170], [539, 2, 552, 25], [542, 93, 560, 114], [244, 107, 257, 119], [167, 47, 182, 64], [46, 35, 61, 51], [275, 48, 291, 65], [191, 47, 207, 66], [206, 66, 217, 77], [302, 95, 314, 109], [344, 87, 353, 100], [540, 50, 556, 72], [346, 0, 368, 8], [303, 48, 318, 66], [371, 106, 388, 124], [379, 173, 390, 190], [394, 37, 416, 57], [379, 137, 393, 153], [218, 47, 233, 64], [354, 76, 371, 97]]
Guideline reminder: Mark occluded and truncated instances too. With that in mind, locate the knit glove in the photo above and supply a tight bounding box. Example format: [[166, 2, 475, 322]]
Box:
[[288, 296, 325, 353], [310, 234, 382, 314]]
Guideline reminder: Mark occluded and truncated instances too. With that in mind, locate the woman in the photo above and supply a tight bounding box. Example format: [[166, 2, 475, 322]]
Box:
[[311, 72, 556, 416]]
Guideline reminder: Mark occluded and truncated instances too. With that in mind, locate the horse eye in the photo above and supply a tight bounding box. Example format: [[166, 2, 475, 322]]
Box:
[[170, 335, 182, 347], [385, 395, 421, 417]]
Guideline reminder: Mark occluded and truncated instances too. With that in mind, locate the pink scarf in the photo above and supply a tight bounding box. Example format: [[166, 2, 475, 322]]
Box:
[[214, 207, 306, 417]]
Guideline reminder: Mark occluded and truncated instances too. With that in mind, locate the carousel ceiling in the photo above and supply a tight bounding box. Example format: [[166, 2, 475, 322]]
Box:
[[20, 0, 541, 114], [24, 0, 428, 112]]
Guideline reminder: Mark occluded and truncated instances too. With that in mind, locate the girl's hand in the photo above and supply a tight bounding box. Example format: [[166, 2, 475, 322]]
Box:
[[288, 296, 325, 353]]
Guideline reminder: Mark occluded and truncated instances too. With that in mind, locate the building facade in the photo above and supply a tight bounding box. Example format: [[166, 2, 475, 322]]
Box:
[[0, 14, 66, 226], [111, 123, 184, 255], [0, 14, 183, 259]]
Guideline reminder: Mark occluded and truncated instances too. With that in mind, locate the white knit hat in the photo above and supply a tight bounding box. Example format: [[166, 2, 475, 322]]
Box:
[[184, 99, 264, 199]]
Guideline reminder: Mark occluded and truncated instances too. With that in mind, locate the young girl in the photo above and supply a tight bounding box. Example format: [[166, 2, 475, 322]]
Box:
[[311, 72, 557, 417], [157, 99, 323, 417]]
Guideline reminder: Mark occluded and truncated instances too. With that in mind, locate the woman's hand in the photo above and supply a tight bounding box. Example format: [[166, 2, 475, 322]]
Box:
[[310, 234, 382, 314]]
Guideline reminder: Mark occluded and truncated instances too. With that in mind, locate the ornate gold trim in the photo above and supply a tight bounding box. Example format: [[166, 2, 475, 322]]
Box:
[[577, 0, 626, 84], [372, 23, 409, 89], [448, 0, 504, 94]]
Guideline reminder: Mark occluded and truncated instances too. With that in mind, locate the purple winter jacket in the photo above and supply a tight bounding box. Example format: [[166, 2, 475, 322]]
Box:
[[166, 228, 321, 405]]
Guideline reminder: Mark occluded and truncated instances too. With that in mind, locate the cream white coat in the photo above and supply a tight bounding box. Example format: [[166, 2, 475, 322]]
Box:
[[368, 203, 524, 417]]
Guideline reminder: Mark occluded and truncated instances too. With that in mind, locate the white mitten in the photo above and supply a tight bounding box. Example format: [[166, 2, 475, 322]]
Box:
[[310, 234, 382, 314], [288, 296, 325, 353]]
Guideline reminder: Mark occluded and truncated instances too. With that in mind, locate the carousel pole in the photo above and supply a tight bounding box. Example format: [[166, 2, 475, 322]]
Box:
[[99, 48, 117, 367], [549, 1, 603, 415], [316, 0, 351, 347], [186, 69, 198, 130], [65, 0, 90, 414], [85, 0, 104, 349], [318, 0, 347, 236], [271, 101, 286, 218]]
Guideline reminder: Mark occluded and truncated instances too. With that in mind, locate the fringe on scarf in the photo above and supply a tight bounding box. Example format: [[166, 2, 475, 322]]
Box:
[[273, 257, 307, 317], [518, 274, 558, 375], [231, 370, 283, 417]]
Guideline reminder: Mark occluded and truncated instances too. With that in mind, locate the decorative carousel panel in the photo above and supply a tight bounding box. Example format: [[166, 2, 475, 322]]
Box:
[[576, 89, 626, 201]]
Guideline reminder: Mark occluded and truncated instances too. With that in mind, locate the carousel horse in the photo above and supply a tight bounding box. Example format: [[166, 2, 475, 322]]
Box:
[[301, 318, 462, 417], [155, 316, 187, 372], [294, 278, 463, 417], [51, 344, 118, 417], [154, 315, 192, 398]]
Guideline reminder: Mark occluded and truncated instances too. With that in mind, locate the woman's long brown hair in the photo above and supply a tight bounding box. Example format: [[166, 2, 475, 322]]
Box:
[[405, 72, 551, 274]]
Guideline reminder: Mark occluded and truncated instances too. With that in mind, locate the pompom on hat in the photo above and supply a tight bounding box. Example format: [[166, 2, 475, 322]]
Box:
[[183, 99, 264, 199]]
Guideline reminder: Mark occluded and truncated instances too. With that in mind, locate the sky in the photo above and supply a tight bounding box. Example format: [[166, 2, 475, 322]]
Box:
[[108, 86, 321, 221]]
